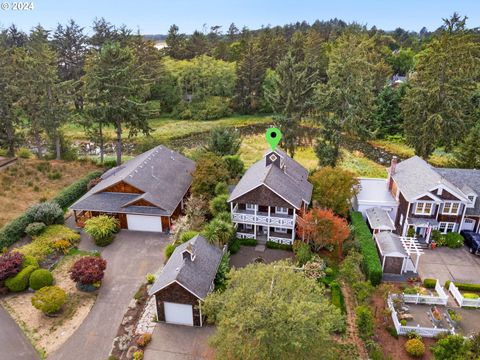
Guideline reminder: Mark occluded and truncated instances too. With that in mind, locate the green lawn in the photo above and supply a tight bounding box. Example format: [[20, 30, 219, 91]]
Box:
[[62, 114, 273, 142]]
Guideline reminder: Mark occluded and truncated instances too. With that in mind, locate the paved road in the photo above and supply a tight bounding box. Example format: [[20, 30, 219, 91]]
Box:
[[0, 306, 39, 360], [49, 229, 168, 360], [144, 324, 214, 360], [418, 246, 480, 285]]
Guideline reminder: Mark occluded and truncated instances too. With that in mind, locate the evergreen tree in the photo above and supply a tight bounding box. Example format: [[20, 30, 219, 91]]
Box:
[[82, 42, 151, 165], [373, 84, 406, 138], [402, 13, 480, 158], [166, 24, 187, 59], [314, 116, 342, 167]]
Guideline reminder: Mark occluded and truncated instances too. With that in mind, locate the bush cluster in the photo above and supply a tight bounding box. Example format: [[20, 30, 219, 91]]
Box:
[[294, 243, 313, 266], [423, 278, 437, 289], [136, 333, 152, 348], [26, 201, 64, 226], [31, 285, 66, 314], [29, 269, 54, 290], [0, 251, 24, 282], [404, 338, 425, 357], [444, 280, 480, 292], [355, 305, 374, 341], [84, 215, 119, 247], [173, 97, 232, 121], [69, 256, 107, 285], [209, 194, 229, 217], [350, 212, 382, 286], [266, 241, 293, 251], [25, 222, 47, 237], [164, 243, 176, 259], [330, 281, 346, 314], [5, 265, 37, 292]]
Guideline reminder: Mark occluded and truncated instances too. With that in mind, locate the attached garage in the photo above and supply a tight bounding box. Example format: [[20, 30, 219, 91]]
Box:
[[126, 214, 162, 232], [149, 235, 223, 327], [163, 302, 193, 326]]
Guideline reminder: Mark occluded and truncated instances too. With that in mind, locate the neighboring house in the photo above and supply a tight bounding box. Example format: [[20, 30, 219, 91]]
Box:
[[70, 145, 195, 233], [389, 74, 407, 88], [355, 156, 479, 244], [148, 235, 223, 326], [228, 149, 313, 245]]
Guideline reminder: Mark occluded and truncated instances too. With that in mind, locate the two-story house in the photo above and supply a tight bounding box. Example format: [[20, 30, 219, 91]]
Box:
[[227, 149, 313, 245], [70, 145, 195, 233]]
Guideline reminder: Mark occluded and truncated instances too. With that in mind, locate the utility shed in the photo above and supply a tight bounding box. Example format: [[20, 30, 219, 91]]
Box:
[[375, 232, 408, 274], [366, 207, 396, 233]]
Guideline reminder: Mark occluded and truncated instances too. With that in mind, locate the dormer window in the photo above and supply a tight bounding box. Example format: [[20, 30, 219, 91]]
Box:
[[467, 195, 477, 208], [442, 202, 460, 215]]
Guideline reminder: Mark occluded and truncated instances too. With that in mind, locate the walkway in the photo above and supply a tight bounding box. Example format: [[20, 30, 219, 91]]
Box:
[[49, 228, 168, 360], [0, 306, 39, 360]]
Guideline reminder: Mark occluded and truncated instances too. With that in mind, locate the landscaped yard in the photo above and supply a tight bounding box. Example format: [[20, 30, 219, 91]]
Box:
[[0, 159, 100, 227], [0, 252, 97, 358]]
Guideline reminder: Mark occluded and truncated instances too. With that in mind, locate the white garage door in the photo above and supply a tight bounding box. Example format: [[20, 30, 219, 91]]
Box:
[[126, 214, 162, 232], [462, 218, 476, 231], [164, 302, 193, 326]]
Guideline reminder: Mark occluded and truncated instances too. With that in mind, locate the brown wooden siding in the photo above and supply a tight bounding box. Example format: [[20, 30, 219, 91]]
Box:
[[408, 203, 439, 219], [434, 189, 462, 201], [154, 282, 202, 326], [389, 179, 398, 198], [394, 192, 409, 235], [233, 185, 293, 208], [130, 198, 155, 207], [119, 213, 127, 229], [102, 181, 143, 194], [418, 195, 436, 201], [438, 214, 463, 223], [161, 216, 170, 231]]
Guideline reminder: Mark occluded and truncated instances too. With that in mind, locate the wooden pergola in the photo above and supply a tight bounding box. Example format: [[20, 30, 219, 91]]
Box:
[[399, 236, 424, 273]]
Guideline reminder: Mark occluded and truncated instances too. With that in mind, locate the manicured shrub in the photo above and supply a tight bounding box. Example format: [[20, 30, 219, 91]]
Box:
[[266, 241, 293, 251], [209, 194, 229, 217], [69, 256, 107, 285], [145, 273, 155, 284], [238, 238, 257, 246], [0, 251, 24, 281], [31, 286, 66, 315], [178, 231, 199, 244], [136, 333, 152, 348], [214, 182, 228, 196], [445, 232, 463, 248], [51, 239, 73, 254], [29, 269, 54, 290], [52, 171, 102, 209], [5, 265, 36, 292], [404, 338, 425, 358], [25, 222, 46, 237], [22, 255, 39, 269], [355, 305, 374, 340], [423, 278, 437, 289], [463, 293, 479, 299], [445, 281, 480, 293], [431, 230, 442, 243], [350, 212, 382, 286], [84, 215, 119, 247], [26, 201, 64, 226], [164, 244, 176, 259], [0, 213, 32, 249], [228, 238, 241, 254]]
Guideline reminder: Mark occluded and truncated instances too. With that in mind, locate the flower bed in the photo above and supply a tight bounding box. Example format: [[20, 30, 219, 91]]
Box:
[[448, 282, 480, 308], [402, 280, 448, 306]]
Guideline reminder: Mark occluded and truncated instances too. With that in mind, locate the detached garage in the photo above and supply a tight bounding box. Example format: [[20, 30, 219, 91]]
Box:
[[148, 235, 223, 326], [374, 232, 423, 275]]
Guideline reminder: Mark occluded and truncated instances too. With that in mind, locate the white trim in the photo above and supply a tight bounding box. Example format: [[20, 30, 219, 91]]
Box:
[[441, 201, 461, 215], [438, 222, 456, 234], [412, 192, 441, 202], [245, 203, 256, 211], [428, 184, 469, 202], [467, 195, 477, 208], [274, 227, 288, 233], [413, 201, 434, 215], [275, 206, 289, 214]]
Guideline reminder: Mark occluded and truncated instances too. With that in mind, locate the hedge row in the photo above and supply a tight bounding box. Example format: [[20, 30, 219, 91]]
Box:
[[0, 170, 102, 249], [444, 280, 480, 292], [350, 211, 383, 286], [423, 278, 437, 289], [266, 241, 293, 251]]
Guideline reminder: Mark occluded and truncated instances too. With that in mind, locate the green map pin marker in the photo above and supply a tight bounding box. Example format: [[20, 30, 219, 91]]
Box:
[[266, 127, 282, 151]]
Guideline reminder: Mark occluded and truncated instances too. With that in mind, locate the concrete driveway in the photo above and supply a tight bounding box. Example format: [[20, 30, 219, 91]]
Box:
[[0, 306, 39, 360], [418, 246, 480, 285], [49, 229, 169, 360], [144, 323, 215, 360]]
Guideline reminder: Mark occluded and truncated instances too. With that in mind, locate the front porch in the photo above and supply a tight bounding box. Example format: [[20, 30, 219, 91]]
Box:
[[406, 218, 440, 245], [236, 223, 295, 245]]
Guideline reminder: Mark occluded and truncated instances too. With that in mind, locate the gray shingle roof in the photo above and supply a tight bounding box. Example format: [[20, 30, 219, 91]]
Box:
[[71, 146, 195, 216], [375, 232, 406, 257], [392, 156, 467, 202], [366, 207, 396, 231], [228, 149, 313, 209], [148, 235, 223, 299], [435, 168, 480, 216]]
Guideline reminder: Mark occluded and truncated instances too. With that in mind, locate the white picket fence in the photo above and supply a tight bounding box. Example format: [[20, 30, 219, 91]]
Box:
[[449, 282, 480, 308], [403, 280, 448, 305], [387, 295, 451, 338]]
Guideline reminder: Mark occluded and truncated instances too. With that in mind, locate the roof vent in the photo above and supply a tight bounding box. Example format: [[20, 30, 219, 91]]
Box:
[[151, 166, 159, 180]]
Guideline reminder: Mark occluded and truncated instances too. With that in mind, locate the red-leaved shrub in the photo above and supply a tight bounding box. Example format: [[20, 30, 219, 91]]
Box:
[[69, 256, 107, 285], [0, 252, 24, 282]]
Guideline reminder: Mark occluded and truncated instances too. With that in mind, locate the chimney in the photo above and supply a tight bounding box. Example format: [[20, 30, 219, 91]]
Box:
[[390, 156, 398, 176]]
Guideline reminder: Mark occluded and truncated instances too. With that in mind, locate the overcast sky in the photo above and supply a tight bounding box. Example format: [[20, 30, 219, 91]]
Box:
[[1, 0, 479, 35]]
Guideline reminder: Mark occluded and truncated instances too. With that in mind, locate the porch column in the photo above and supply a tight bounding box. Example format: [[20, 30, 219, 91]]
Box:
[[381, 256, 386, 271], [425, 226, 431, 244], [415, 254, 420, 273], [230, 202, 233, 213], [291, 228, 295, 242], [267, 206, 271, 242]]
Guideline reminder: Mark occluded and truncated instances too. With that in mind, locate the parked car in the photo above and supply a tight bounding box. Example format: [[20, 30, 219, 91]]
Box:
[[460, 230, 480, 255]]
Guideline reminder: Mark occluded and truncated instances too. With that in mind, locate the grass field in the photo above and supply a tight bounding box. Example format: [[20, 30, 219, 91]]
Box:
[[0, 159, 100, 227], [62, 115, 273, 142], [240, 134, 387, 178]]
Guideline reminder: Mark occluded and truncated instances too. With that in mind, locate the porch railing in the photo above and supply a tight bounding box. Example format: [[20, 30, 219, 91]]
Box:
[[269, 236, 292, 245], [237, 232, 256, 239], [231, 212, 294, 227]]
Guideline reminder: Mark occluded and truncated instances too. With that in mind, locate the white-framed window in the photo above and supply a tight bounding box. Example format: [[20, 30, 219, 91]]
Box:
[[274, 227, 288, 233], [245, 203, 256, 211], [245, 224, 253, 230], [439, 222, 456, 234], [442, 202, 460, 215], [275, 206, 289, 214], [467, 195, 477, 208], [414, 202, 433, 215]]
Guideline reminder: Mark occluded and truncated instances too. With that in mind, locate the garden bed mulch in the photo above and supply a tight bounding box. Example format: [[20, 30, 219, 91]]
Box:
[[372, 284, 436, 360], [0, 254, 96, 358]]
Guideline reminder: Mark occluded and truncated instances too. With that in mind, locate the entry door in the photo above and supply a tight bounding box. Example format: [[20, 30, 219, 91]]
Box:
[[164, 302, 194, 326], [126, 214, 162, 232]]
